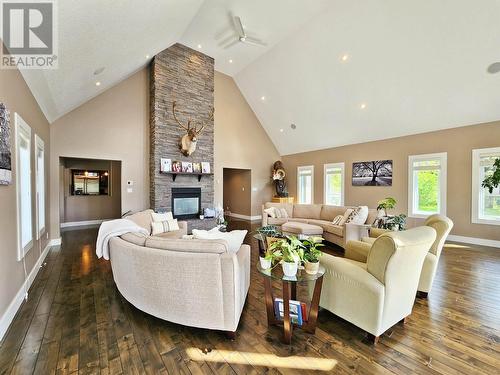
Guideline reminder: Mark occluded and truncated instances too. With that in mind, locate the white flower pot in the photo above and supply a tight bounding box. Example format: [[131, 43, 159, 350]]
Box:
[[304, 260, 320, 275], [282, 261, 298, 277], [259, 257, 272, 270]]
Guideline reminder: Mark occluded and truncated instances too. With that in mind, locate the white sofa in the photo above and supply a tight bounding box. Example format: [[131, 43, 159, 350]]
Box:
[[312, 227, 436, 343], [109, 210, 251, 335]]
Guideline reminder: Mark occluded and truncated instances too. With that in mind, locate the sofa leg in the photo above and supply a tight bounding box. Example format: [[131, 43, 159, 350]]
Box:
[[399, 316, 409, 325], [365, 333, 379, 345], [416, 291, 428, 299], [225, 331, 236, 340]]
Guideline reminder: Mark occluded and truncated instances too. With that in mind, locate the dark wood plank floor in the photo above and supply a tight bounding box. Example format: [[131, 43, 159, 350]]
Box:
[[1, 220, 499, 374]]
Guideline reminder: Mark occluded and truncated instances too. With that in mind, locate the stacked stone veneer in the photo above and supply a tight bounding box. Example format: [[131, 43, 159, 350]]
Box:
[[150, 43, 214, 212]]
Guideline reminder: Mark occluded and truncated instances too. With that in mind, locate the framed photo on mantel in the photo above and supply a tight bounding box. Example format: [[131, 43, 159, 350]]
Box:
[[201, 162, 210, 173]]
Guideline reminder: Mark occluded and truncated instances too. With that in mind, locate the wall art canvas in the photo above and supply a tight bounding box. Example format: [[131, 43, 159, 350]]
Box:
[[192, 162, 201, 173], [160, 158, 172, 172], [0, 103, 12, 185], [172, 161, 182, 172], [201, 162, 210, 173], [352, 160, 392, 186], [181, 161, 193, 173]]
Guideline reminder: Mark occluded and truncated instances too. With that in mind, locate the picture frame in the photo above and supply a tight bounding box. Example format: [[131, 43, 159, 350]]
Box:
[[172, 161, 182, 172], [193, 162, 201, 173], [182, 161, 193, 173], [0, 103, 12, 185], [201, 162, 211, 174], [352, 160, 393, 186], [160, 158, 172, 172]]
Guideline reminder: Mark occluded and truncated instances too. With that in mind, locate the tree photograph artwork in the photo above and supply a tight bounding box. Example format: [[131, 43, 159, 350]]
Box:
[[352, 160, 392, 186], [0, 102, 12, 185]]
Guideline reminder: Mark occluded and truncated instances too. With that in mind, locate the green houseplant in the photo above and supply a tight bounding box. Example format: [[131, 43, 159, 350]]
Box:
[[269, 237, 302, 277], [482, 158, 500, 194], [382, 214, 407, 231], [377, 197, 397, 216], [302, 237, 324, 275]]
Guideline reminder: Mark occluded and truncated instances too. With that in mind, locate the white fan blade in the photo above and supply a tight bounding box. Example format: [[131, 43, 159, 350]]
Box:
[[243, 36, 267, 47], [223, 39, 240, 49], [234, 16, 245, 38]]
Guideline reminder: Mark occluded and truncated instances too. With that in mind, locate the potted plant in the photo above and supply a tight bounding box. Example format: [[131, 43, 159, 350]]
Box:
[[382, 214, 407, 231], [377, 197, 397, 217], [259, 246, 274, 270], [302, 237, 324, 275], [269, 238, 301, 277], [482, 158, 500, 193]]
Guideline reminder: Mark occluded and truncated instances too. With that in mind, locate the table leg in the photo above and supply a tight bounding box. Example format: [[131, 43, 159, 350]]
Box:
[[291, 282, 297, 301], [303, 276, 323, 334], [263, 277, 276, 326], [282, 280, 292, 344]]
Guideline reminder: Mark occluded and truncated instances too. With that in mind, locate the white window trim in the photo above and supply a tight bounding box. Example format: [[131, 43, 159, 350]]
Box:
[[324, 162, 345, 206], [35, 134, 46, 238], [297, 165, 314, 204], [15, 113, 33, 261], [408, 152, 447, 219], [471, 147, 500, 226]]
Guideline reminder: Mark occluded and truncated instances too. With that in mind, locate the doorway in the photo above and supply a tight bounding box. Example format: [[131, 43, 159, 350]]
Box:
[[59, 157, 121, 227], [223, 168, 251, 219]]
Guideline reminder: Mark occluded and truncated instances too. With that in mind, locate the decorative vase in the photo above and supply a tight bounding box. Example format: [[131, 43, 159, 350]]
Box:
[[282, 261, 298, 277], [304, 260, 320, 275], [259, 257, 272, 270]]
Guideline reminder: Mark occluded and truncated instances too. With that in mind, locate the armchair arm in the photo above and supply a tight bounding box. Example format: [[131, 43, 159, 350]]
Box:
[[345, 240, 371, 262], [370, 227, 391, 238]]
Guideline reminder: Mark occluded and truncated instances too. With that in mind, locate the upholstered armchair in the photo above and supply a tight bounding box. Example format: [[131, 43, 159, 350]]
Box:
[[344, 214, 453, 296], [313, 227, 436, 343]]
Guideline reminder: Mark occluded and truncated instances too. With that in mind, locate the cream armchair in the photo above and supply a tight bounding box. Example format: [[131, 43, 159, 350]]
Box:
[[344, 214, 453, 296], [314, 227, 436, 343]]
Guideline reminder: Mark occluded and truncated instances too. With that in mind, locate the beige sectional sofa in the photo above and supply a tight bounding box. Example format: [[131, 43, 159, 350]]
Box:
[[262, 202, 379, 248], [108, 210, 251, 335]]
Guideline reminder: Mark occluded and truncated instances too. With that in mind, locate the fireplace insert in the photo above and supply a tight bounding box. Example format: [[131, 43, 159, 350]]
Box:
[[171, 187, 201, 219]]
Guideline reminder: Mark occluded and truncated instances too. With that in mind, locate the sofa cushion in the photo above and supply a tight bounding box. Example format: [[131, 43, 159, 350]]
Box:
[[151, 219, 179, 235], [155, 229, 186, 239], [120, 232, 147, 247], [320, 205, 348, 221], [323, 224, 344, 237], [268, 217, 289, 225], [126, 209, 154, 234], [145, 237, 229, 254], [192, 229, 247, 253], [282, 222, 323, 235], [293, 204, 322, 219], [264, 202, 294, 217], [151, 211, 173, 222], [307, 219, 335, 231]]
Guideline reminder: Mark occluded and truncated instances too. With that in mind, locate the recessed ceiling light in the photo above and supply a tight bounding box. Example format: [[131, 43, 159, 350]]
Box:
[[197, 44, 202, 49], [93, 67, 105, 75], [291, 123, 297, 129], [360, 103, 367, 109], [229, 59, 233, 63], [487, 62, 500, 74], [146, 54, 150, 59], [261, 96, 266, 101], [341, 54, 349, 62], [279, 128, 284, 132], [95, 81, 101, 87]]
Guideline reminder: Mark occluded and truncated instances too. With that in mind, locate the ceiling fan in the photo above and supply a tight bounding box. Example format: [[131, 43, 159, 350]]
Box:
[[223, 16, 267, 49]]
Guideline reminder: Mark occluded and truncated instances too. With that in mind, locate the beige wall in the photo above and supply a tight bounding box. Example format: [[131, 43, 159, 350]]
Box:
[[61, 158, 121, 222], [50, 69, 150, 237], [214, 72, 280, 216], [223, 168, 251, 216], [0, 68, 50, 323], [282, 121, 500, 241]]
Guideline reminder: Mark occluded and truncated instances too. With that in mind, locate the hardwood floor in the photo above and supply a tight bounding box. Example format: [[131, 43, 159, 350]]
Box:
[[1, 221, 499, 374]]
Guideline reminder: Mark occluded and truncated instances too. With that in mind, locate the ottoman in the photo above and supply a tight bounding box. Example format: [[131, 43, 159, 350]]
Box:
[[282, 221, 323, 236]]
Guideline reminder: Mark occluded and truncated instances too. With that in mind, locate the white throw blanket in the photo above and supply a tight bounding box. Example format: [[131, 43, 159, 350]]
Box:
[[96, 219, 149, 260]]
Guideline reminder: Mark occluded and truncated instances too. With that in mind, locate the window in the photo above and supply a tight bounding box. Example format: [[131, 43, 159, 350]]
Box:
[[15, 114, 32, 260], [324, 163, 344, 206], [472, 147, 500, 225], [297, 166, 314, 204], [35, 135, 45, 239], [408, 153, 447, 218], [71, 170, 109, 195]]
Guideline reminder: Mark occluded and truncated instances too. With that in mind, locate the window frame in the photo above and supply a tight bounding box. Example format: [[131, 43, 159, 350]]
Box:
[[297, 165, 314, 204], [15, 113, 33, 260], [471, 147, 500, 226], [35, 134, 45, 239], [323, 162, 345, 206], [408, 152, 447, 219]]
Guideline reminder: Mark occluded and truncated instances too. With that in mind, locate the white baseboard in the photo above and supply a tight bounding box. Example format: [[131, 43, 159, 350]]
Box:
[[447, 235, 500, 249], [0, 241, 52, 341], [60, 219, 104, 228], [227, 213, 262, 221]]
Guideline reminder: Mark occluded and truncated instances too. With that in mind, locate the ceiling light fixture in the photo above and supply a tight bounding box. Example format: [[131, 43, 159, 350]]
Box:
[[261, 96, 266, 101], [229, 59, 233, 63], [93, 67, 105, 75], [95, 81, 101, 87], [197, 44, 202, 49], [290, 123, 297, 130], [146, 54, 150, 59], [487, 62, 500, 74], [360, 103, 367, 109], [279, 128, 284, 132], [341, 54, 349, 62]]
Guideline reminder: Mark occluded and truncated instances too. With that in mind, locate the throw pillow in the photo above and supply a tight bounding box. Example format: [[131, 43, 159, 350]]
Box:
[[332, 215, 344, 225], [275, 208, 289, 219], [351, 206, 369, 224], [345, 207, 361, 224], [151, 219, 179, 235], [264, 207, 276, 218], [342, 208, 354, 224], [151, 211, 173, 223], [192, 229, 248, 252]]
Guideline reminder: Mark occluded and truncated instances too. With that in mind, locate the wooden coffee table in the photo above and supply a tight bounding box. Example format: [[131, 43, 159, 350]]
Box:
[[257, 262, 325, 344]]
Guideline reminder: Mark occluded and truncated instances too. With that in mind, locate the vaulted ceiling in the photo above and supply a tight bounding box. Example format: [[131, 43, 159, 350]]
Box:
[[19, 0, 500, 155]]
